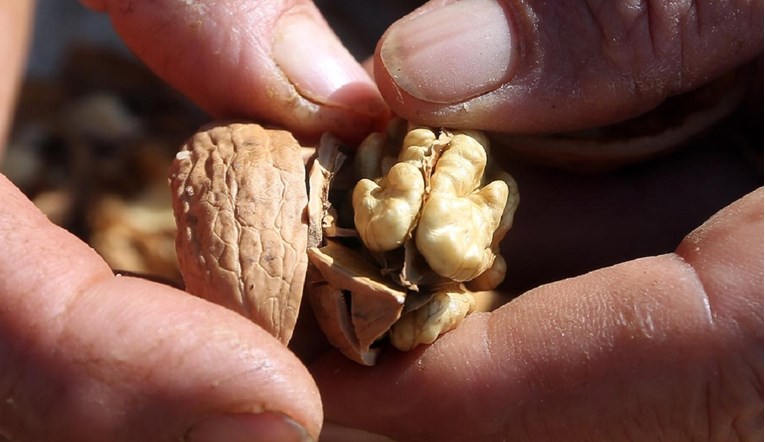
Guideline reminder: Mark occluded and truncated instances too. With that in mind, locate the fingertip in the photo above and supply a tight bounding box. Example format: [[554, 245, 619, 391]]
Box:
[[91, 276, 325, 440], [378, 0, 517, 105], [269, 6, 390, 141], [102, 0, 387, 141], [375, 0, 762, 134], [272, 9, 387, 120]]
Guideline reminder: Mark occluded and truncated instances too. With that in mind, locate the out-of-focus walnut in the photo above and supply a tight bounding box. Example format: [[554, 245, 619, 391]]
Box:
[[89, 186, 179, 283], [169, 123, 308, 344]]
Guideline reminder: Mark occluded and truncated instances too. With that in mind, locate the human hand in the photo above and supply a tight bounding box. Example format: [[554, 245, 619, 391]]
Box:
[[1, 2, 329, 441], [310, 1, 764, 440], [1, 1, 761, 442], [80, 0, 390, 143], [0, 170, 323, 441], [313, 184, 763, 441], [373, 0, 762, 134]]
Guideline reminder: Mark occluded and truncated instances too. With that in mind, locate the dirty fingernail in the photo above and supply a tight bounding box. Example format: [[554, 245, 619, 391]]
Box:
[[188, 412, 314, 442], [380, 0, 517, 104], [273, 12, 387, 118]]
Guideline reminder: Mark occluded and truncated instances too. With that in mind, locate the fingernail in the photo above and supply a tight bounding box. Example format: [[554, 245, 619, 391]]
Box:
[[273, 12, 387, 118], [380, 0, 517, 104], [188, 412, 314, 442]]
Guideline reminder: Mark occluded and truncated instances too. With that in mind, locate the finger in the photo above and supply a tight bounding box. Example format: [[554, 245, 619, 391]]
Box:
[[374, 0, 763, 133], [311, 188, 763, 441], [82, 0, 388, 142], [0, 0, 34, 154], [0, 175, 322, 441]]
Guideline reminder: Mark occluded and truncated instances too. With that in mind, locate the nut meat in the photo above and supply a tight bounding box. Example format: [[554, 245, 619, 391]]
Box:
[[169, 123, 308, 344], [307, 123, 519, 364], [169, 121, 519, 364], [352, 126, 518, 285]]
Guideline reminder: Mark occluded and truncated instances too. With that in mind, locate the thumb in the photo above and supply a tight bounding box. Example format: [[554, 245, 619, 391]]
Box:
[[0, 174, 322, 441], [375, 0, 762, 133], [311, 188, 763, 441], [83, 0, 388, 141]]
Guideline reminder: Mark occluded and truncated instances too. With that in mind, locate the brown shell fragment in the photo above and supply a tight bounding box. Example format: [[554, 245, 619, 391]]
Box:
[[169, 123, 308, 344], [307, 133, 354, 246], [307, 240, 407, 365], [306, 282, 381, 365]]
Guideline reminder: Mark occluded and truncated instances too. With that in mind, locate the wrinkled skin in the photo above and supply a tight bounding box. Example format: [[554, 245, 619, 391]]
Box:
[[1, 1, 762, 441]]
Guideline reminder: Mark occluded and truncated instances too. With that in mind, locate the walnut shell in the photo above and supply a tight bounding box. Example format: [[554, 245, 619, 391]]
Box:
[[169, 123, 308, 344], [307, 240, 407, 365], [168, 122, 518, 364]]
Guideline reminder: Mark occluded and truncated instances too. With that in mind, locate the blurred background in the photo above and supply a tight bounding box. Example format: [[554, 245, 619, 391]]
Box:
[[25, 0, 422, 76]]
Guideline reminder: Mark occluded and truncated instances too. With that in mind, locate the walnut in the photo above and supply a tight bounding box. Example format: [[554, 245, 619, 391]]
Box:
[[169, 123, 308, 344], [390, 287, 477, 351], [352, 125, 518, 284], [169, 121, 519, 364], [307, 123, 519, 365]]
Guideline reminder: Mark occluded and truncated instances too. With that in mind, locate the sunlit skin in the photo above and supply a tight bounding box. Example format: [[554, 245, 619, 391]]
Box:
[[1, 1, 761, 440]]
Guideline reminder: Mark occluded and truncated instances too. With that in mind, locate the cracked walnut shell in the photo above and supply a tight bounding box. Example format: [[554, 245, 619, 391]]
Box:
[[169, 121, 519, 364], [169, 123, 308, 344]]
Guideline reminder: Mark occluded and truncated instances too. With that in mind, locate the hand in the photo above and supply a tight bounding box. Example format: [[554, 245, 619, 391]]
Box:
[[312, 1, 763, 440], [1, 1, 761, 442], [2, 2, 332, 441], [81, 0, 391, 143], [373, 0, 762, 133]]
